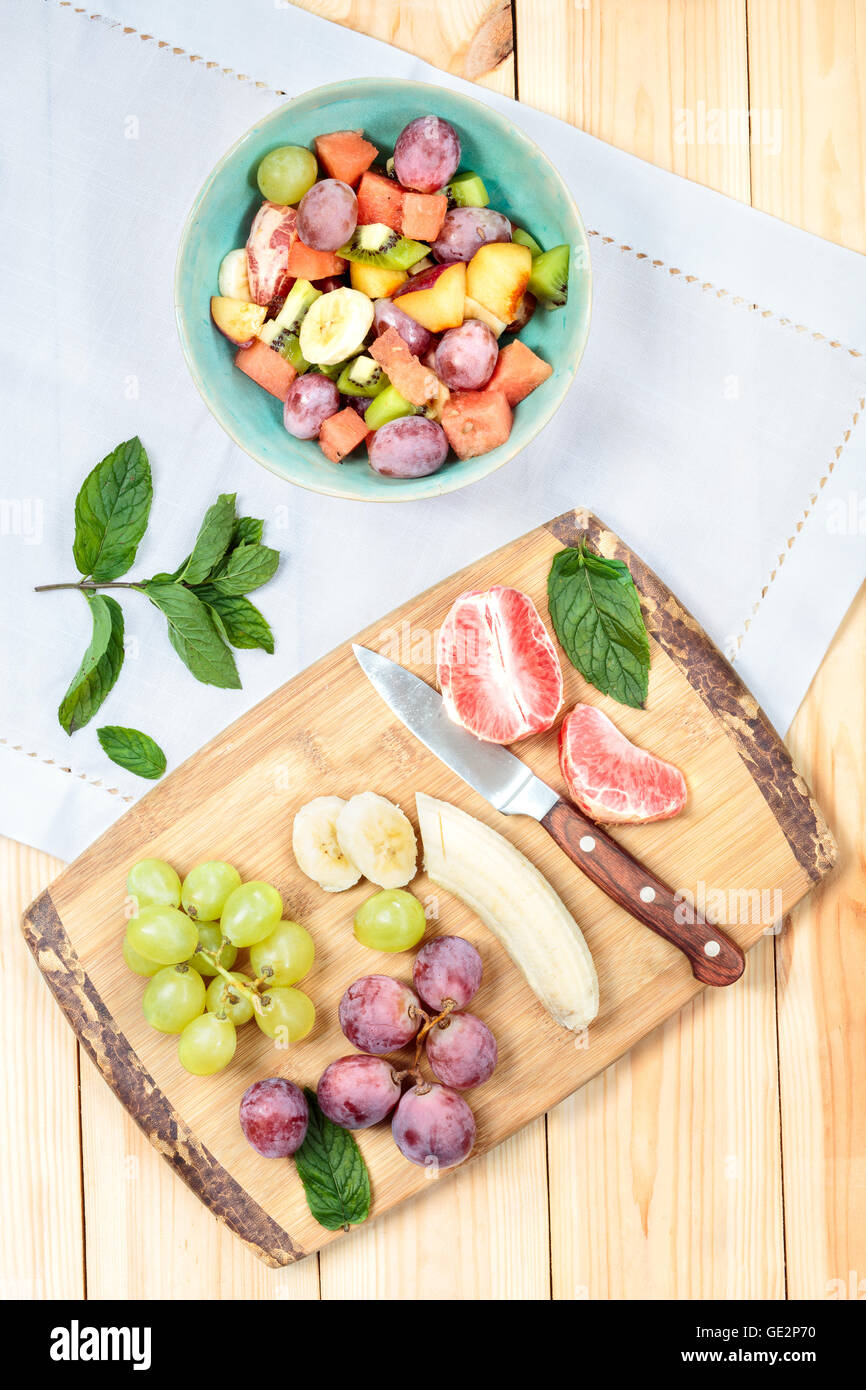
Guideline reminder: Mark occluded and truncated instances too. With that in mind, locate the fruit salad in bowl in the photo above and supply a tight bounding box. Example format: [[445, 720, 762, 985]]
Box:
[[176, 80, 591, 500]]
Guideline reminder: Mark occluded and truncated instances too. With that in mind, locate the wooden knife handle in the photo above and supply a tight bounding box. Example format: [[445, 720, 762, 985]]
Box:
[[540, 798, 746, 987]]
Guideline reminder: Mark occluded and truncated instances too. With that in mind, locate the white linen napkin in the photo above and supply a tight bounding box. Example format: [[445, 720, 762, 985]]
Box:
[[1, 0, 863, 862]]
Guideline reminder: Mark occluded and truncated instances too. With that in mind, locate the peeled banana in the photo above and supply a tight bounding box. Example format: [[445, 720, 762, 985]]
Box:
[[292, 796, 362, 892], [416, 792, 599, 1032]]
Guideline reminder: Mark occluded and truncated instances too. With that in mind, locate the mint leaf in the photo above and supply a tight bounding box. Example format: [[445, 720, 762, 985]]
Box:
[[232, 516, 264, 547], [179, 492, 237, 586], [73, 437, 152, 581], [293, 1089, 371, 1233], [97, 725, 166, 779], [194, 586, 274, 653], [547, 543, 650, 708], [143, 581, 240, 689], [210, 543, 279, 596], [58, 593, 125, 734]]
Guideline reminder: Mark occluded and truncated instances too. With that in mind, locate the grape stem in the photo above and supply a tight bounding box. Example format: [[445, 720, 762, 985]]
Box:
[[411, 999, 456, 1075], [195, 944, 265, 1015]]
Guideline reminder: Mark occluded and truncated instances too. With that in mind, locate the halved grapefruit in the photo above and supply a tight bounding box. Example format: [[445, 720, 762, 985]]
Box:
[[437, 586, 563, 743], [559, 704, 687, 824]]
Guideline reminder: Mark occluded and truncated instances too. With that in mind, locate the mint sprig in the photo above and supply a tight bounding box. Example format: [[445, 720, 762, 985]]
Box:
[[37, 438, 281, 776], [547, 542, 651, 708]]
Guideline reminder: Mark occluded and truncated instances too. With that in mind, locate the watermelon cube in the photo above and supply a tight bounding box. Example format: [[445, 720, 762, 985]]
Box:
[[319, 407, 370, 463], [356, 171, 404, 231], [235, 339, 297, 399], [485, 340, 553, 406], [314, 130, 378, 186], [441, 390, 512, 459], [401, 192, 448, 242]]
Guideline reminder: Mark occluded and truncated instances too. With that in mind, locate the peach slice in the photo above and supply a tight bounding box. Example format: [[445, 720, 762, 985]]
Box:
[[394, 261, 466, 332], [466, 243, 532, 325], [211, 296, 268, 347]]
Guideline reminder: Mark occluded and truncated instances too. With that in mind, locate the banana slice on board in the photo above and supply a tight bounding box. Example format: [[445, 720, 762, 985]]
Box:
[[336, 792, 417, 889], [298, 287, 374, 366], [292, 796, 362, 892]]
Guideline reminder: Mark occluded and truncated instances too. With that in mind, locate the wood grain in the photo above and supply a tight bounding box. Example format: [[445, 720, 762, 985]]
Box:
[[0, 841, 84, 1299], [288, 0, 515, 94], [22, 513, 832, 1263], [2, 0, 863, 1301], [748, 0, 866, 1300]]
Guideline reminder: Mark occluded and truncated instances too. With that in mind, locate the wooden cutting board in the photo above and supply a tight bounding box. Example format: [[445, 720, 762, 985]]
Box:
[[22, 510, 836, 1266]]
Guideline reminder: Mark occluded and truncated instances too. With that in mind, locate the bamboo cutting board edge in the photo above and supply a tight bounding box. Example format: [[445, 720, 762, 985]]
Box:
[[21, 509, 837, 1266]]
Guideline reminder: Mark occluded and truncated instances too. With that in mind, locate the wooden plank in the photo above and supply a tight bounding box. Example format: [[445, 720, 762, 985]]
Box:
[[516, 0, 752, 192], [24, 512, 829, 1266], [288, 0, 515, 94], [0, 837, 85, 1299], [748, 0, 866, 1299], [519, 0, 786, 1298], [778, 586, 866, 1299]]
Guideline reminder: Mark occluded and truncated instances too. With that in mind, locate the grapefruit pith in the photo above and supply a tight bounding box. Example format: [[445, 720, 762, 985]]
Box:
[[437, 586, 563, 744], [559, 703, 687, 824]]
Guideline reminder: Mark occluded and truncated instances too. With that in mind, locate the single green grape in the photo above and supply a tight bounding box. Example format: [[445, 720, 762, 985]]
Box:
[[257, 145, 318, 205], [181, 860, 242, 922], [122, 931, 163, 977], [178, 1013, 237, 1076], [221, 881, 283, 948], [126, 858, 181, 911], [255, 987, 315, 1043], [127, 904, 198, 965], [186, 921, 238, 977], [143, 964, 206, 1034], [354, 889, 426, 953], [206, 971, 255, 1027], [249, 920, 315, 987]]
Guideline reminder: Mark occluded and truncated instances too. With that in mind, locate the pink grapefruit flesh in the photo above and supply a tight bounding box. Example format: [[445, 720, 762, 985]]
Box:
[[437, 586, 563, 744], [559, 704, 687, 824]]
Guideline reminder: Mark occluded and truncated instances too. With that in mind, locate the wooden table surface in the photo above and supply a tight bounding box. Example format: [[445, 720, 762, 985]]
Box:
[[3, 0, 864, 1301]]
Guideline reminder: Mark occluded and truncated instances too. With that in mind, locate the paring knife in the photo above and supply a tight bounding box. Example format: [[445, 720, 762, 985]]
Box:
[[353, 645, 746, 988]]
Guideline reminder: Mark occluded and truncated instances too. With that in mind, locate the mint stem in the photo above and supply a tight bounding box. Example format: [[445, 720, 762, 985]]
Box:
[[34, 581, 143, 593]]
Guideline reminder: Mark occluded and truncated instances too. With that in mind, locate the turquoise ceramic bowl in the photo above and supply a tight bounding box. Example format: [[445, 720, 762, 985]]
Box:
[[175, 78, 591, 501]]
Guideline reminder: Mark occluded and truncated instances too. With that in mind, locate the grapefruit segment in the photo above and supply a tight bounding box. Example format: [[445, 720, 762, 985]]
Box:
[[559, 704, 687, 824], [437, 587, 563, 744]]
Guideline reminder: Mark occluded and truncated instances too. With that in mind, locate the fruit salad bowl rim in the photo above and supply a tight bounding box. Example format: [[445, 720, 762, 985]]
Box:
[[174, 76, 592, 502]]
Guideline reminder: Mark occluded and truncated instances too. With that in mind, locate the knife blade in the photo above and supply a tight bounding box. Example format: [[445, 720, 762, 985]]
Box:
[[353, 644, 746, 987]]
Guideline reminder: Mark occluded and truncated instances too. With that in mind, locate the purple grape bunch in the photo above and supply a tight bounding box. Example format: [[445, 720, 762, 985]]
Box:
[[317, 935, 497, 1172]]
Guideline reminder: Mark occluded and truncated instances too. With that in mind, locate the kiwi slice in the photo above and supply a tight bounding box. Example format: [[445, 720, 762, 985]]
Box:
[[512, 226, 543, 257], [275, 332, 310, 374], [444, 171, 489, 208], [363, 384, 418, 430], [259, 278, 321, 345], [338, 223, 431, 271], [528, 244, 570, 308], [337, 355, 388, 398]]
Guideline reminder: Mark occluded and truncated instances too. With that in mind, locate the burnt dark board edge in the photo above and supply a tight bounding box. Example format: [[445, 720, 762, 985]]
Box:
[[545, 510, 838, 883], [21, 890, 307, 1268]]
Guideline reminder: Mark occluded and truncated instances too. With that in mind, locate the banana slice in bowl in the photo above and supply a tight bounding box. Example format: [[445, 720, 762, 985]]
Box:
[[298, 287, 374, 366]]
